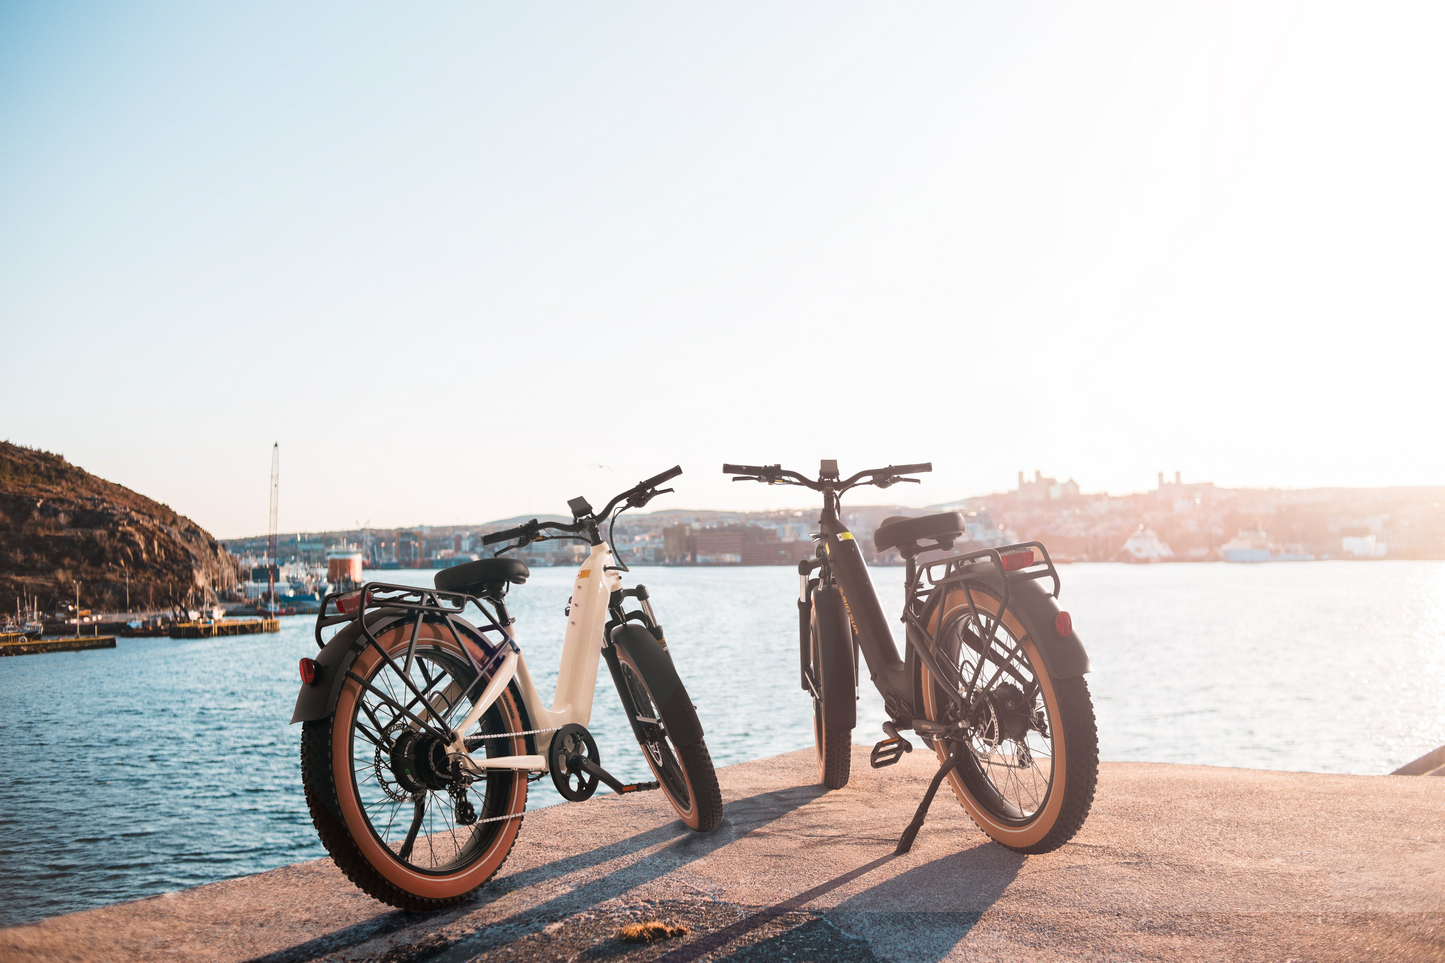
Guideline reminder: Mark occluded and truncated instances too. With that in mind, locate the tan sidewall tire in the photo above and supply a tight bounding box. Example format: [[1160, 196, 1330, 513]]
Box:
[[615, 646, 705, 829], [921, 589, 1067, 850], [331, 621, 528, 899]]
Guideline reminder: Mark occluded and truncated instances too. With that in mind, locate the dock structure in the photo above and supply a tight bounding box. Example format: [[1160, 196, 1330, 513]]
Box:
[[0, 635, 117, 657], [168, 618, 280, 639], [1, 746, 1441, 961]]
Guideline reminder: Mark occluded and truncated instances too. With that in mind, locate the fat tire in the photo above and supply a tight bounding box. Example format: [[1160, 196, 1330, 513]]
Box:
[[1001, 675, 1097, 855], [301, 718, 520, 912], [815, 707, 852, 791], [811, 591, 854, 791], [676, 740, 724, 832], [918, 586, 1098, 854], [615, 646, 723, 832]]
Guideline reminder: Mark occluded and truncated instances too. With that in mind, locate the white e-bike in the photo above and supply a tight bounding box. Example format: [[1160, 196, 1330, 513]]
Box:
[[293, 467, 721, 910]]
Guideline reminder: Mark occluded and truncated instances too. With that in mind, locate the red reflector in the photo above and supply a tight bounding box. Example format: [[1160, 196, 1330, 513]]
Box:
[[335, 591, 362, 615], [1000, 549, 1034, 571], [299, 657, 322, 686], [1056, 611, 1072, 638]]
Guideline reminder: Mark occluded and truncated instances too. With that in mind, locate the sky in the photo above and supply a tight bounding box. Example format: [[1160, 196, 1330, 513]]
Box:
[[2, 2, 1442, 538]]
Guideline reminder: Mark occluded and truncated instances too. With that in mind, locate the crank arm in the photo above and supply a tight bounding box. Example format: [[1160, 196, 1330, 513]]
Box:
[[569, 754, 659, 795]]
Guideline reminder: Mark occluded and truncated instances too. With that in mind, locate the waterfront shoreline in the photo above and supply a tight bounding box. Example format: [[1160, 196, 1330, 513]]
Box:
[[2, 748, 1440, 962]]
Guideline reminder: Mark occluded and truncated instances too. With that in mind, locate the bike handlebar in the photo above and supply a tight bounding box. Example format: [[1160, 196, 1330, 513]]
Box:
[[482, 523, 532, 546], [482, 466, 684, 549], [721, 461, 931, 491], [639, 465, 683, 489]]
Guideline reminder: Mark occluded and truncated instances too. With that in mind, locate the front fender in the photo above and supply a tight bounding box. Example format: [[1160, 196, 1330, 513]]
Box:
[[607, 623, 705, 748], [290, 609, 408, 724]]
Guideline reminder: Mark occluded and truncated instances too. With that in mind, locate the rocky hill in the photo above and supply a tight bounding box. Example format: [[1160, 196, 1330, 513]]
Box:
[[0, 442, 240, 615]]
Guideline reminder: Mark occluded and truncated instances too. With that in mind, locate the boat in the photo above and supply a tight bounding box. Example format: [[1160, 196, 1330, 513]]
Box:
[[1121, 527, 1174, 563]]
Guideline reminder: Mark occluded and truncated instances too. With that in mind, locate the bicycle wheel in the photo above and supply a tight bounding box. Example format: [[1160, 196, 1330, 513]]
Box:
[[917, 584, 1097, 853], [810, 585, 854, 790], [301, 616, 529, 910], [614, 645, 722, 831]]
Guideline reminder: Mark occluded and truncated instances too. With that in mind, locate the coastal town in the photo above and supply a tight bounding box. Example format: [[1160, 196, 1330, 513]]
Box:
[[8, 437, 1442, 637], [217, 471, 1445, 602]]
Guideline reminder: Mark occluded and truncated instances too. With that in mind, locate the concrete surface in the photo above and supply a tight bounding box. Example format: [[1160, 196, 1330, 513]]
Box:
[[2, 747, 1442, 962]]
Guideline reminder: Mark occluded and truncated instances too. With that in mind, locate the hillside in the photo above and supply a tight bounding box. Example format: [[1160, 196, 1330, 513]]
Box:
[[0, 442, 240, 614]]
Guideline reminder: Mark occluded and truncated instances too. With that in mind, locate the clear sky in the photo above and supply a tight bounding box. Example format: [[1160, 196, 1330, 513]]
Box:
[[2, 2, 1441, 538]]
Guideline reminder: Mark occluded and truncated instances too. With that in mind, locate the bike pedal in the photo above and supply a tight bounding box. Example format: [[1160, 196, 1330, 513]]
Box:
[[615, 780, 660, 794], [870, 736, 912, 769]]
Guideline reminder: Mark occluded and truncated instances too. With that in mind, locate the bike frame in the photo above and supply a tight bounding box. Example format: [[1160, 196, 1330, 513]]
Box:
[[806, 486, 1064, 729], [477, 541, 624, 768], [316, 541, 629, 777]]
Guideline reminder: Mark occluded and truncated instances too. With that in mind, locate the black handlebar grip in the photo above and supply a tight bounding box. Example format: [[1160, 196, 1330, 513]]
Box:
[[640, 465, 683, 489], [482, 525, 526, 545], [891, 463, 932, 475], [722, 463, 766, 475]]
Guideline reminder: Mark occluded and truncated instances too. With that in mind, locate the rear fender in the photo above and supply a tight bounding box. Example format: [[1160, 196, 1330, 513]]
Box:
[[941, 571, 1091, 679], [607, 623, 705, 748], [291, 610, 408, 724]]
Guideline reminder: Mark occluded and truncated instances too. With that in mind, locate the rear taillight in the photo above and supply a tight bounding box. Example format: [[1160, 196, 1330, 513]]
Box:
[[1056, 611, 1073, 638], [299, 657, 322, 686], [335, 590, 363, 615], [1000, 549, 1035, 571]]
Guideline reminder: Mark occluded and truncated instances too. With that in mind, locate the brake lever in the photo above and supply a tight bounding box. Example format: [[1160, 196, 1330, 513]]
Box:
[[628, 486, 674, 508]]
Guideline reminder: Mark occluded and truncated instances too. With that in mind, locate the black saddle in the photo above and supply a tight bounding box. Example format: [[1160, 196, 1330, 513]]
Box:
[[434, 557, 530, 598], [873, 512, 965, 555]]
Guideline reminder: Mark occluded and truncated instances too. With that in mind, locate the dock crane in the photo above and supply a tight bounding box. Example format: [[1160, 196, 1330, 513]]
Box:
[[267, 443, 279, 614]]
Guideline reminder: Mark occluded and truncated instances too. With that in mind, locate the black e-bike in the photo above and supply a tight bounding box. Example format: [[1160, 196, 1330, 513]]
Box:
[[723, 460, 1097, 853]]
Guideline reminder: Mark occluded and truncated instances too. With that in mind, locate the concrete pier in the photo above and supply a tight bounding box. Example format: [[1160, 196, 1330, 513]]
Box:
[[1, 747, 1441, 962], [168, 618, 280, 638], [0, 635, 116, 657]]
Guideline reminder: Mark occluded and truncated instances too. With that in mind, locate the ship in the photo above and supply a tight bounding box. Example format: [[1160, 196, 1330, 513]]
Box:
[[1121, 527, 1174, 563]]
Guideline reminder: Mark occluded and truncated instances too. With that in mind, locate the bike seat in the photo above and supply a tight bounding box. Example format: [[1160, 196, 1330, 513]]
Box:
[[873, 512, 965, 555], [434, 558, 530, 598]]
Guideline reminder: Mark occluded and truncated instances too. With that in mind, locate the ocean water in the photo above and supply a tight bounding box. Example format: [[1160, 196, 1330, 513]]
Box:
[[1, 561, 1441, 926]]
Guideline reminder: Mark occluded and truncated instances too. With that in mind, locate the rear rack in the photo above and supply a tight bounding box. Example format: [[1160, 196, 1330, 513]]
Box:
[[899, 541, 1061, 718], [313, 582, 517, 739], [920, 540, 1060, 602]]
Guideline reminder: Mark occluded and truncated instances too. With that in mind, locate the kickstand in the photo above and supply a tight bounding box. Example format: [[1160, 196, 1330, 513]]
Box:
[[895, 751, 961, 854]]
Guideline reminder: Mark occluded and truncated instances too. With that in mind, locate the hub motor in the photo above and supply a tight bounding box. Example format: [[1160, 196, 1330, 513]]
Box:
[[990, 682, 1033, 741], [390, 729, 453, 792]]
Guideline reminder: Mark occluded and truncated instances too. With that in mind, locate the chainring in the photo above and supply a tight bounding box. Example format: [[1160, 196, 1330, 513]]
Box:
[[548, 723, 602, 802]]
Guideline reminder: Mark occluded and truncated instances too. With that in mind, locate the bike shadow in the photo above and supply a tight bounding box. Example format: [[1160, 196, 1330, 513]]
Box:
[[634, 843, 1024, 963], [818, 843, 1025, 962], [242, 782, 827, 963]]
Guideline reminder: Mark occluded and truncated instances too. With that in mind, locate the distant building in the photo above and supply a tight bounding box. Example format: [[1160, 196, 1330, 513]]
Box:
[[1016, 470, 1080, 502], [694, 531, 743, 565], [327, 552, 364, 587], [663, 525, 696, 564], [740, 541, 814, 565]]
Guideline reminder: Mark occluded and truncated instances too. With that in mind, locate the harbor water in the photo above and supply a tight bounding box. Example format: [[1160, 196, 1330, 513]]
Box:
[[1, 561, 1442, 926]]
